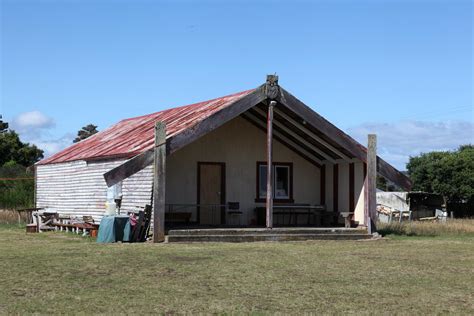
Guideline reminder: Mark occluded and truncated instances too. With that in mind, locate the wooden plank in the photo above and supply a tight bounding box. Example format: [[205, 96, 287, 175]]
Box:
[[274, 108, 351, 161], [333, 164, 339, 214], [278, 88, 365, 160], [242, 112, 323, 166], [266, 101, 275, 229], [248, 110, 326, 162], [277, 87, 411, 190], [320, 164, 326, 205], [153, 122, 166, 243], [349, 163, 355, 212], [366, 134, 377, 234], [253, 107, 337, 163], [168, 86, 267, 154], [103, 148, 154, 187]]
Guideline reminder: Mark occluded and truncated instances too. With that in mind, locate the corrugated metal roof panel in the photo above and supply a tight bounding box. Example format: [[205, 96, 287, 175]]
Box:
[[39, 89, 255, 165]]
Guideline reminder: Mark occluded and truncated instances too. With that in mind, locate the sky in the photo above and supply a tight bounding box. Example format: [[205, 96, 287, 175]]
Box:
[[1, 0, 473, 169]]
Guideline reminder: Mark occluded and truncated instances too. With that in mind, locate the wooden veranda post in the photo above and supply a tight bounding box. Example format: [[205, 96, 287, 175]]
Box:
[[366, 134, 377, 234], [153, 121, 166, 243], [264, 74, 279, 229], [266, 101, 276, 229]]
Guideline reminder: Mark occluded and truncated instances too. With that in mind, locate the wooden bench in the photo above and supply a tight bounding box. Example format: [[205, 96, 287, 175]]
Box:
[[339, 212, 354, 228], [53, 216, 99, 236], [273, 204, 325, 226]]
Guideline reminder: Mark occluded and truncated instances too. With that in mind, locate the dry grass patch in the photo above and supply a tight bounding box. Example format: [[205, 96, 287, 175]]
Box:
[[378, 219, 474, 237], [0, 209, 29, 225]]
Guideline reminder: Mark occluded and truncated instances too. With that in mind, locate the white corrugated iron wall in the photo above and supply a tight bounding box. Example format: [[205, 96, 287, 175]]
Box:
[[36, 159, 153, 222]]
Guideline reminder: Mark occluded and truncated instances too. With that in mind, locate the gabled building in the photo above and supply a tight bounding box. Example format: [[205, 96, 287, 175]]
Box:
[[36, 76, 411, 238]]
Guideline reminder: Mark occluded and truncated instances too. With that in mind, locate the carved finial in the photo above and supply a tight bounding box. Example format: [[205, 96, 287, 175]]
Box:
[[265, 74, 279, 100]]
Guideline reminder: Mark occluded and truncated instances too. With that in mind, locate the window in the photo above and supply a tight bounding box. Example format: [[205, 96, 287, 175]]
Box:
[[256, 162, 293, 202]]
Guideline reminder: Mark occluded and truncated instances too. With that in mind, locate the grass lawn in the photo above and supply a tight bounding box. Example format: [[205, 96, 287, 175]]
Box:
[[0, 225, 473, 314]]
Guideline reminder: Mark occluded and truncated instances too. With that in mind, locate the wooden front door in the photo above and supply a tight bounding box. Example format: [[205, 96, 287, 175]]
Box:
[[198, 162, 225, 225]]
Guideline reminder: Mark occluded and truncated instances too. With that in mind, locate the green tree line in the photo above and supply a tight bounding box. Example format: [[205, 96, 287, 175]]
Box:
[[0, 117, 43, 209], [0, 116, 99, 210]]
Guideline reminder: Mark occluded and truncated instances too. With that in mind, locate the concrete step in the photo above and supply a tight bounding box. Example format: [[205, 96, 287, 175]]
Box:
[[167, 233, 372, 243], [168, 227, 367, 236]]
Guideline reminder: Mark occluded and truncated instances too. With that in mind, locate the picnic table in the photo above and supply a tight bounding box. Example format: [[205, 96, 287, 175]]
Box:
[[97, 215, 131, 243]]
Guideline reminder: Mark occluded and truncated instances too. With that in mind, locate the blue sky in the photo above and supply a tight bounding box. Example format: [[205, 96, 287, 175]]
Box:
[[1, 0, 472, 169]]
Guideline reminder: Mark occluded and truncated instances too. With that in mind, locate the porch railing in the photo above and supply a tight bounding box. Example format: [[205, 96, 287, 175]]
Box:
[[165, 203, 239, 227]]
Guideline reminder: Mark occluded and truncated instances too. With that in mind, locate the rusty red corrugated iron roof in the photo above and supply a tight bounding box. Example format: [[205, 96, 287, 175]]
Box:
[[38, 89, 255, 165]]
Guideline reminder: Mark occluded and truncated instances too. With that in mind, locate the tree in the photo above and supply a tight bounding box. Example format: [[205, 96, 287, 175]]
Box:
[[0, 161, 35, 209], [407, 145, 474, 203], [377, 175, 396, 192], [0, 117, 42, 209], [0, 128, 44, 167], [73, 124, 98, 143], [0, 115, 8, 133]]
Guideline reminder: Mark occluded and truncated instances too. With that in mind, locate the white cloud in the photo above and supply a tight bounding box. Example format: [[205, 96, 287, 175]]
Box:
[[32, 134, 75, 158], [347, 120, 474, 170], [11, 111, 55, 131], [10, 111, 73, 158]]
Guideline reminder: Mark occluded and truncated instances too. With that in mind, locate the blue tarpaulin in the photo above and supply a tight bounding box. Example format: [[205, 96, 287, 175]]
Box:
[[97, 215, 131, 243]]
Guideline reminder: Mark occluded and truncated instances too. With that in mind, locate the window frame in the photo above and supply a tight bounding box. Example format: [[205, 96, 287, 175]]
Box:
[[255, 161, 294, 203]]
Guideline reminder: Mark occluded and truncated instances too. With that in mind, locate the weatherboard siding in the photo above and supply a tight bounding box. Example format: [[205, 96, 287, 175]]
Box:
[[166, 116, 322, 225]]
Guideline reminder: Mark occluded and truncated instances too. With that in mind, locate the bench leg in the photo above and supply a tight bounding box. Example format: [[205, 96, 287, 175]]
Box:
[[344, 217, 351, 228]]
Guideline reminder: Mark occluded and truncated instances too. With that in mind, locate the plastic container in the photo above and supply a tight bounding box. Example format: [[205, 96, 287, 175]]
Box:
[[105, 201, 116, 216]]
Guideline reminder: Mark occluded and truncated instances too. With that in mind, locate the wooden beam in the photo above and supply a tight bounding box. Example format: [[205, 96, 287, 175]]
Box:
[[274, 108, 351, 161], [242, 112, 323, 166], [365, 134, 377, 234], [278, 88, 365, 159], [277, 87, 411, 190], [253, 107, 337, 163], [333, 164, 339, 214], [320, 164, 326, 205], [103, 148, 155, 187], [349, 163, 355, 212], [153, 122, 166, 243], [266, 101, 275, 229], [168, 86, 267, 154]]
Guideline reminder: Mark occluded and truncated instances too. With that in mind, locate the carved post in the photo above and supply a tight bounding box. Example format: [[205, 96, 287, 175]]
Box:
[[153, 121, 166, 242], [265, 75, 279, 229]]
